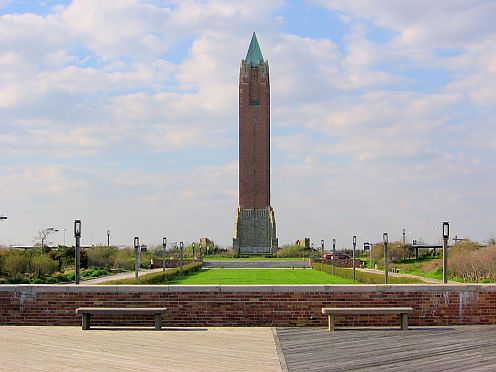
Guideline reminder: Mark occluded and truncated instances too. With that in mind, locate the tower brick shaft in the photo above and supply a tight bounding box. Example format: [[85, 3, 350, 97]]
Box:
[[233, 33, 278, 256], [239, 42, 270, 208]]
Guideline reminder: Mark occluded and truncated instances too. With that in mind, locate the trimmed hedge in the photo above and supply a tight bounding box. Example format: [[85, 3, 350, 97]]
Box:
[[311, 262, 425, 284], [100, 262, 203, 285]]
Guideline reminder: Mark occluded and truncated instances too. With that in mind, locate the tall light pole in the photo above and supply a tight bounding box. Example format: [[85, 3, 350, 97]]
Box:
[[162, 237, 167, 272], [199, 243, 203, 263], [332, 238, 336, 276], [192, 242, 196, 263], [179, 242, 184, 271], [442, 222, 449, 284], [402, 228, 406, 246], [352, 235, 357, 282], [74, 220, 81, 285], [383, 233, 389, 284], [134, 236, 140, 279], [364, 242, 372, 269], [321, 239, 324, 271], [107, 230, 110, 247]]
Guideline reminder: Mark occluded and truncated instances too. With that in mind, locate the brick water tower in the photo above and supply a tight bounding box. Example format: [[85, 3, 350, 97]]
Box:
[[233, 33, 278, 256]]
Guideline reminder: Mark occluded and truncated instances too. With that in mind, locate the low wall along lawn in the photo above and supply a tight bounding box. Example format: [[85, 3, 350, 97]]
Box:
[[1, 284, 495, 327]]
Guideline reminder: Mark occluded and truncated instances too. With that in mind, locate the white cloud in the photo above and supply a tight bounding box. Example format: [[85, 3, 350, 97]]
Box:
[[0, 0, 494, 247]]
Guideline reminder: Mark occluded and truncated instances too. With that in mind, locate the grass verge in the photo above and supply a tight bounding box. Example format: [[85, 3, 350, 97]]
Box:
[[100, 262, 202, 284], [312, 262, 427, 284], [164, 268, 354, 285]]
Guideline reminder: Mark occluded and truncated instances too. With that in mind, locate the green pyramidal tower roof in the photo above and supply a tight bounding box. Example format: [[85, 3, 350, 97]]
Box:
[[245, 32, 264, 66]]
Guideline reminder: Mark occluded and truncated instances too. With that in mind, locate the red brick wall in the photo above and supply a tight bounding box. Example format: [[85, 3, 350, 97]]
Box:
[[1, 285, 495, 327]]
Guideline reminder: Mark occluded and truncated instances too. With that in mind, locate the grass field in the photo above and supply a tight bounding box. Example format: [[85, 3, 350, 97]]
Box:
[[167, 268, 354, 284]]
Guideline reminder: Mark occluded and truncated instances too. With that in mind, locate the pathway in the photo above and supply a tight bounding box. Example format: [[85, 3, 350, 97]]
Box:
[[356, 267, 444, 283], [203, 259, 311, 269], [81, 268, 164, 284]]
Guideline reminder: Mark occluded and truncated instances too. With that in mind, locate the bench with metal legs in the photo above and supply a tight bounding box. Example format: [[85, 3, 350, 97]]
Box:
[[75, 307, 167, 330], [321, 307, 413, 331]]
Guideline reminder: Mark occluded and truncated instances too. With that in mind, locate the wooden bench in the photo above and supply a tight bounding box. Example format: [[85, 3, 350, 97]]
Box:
[[75, 307, 167, 330], [391, 268, 401, 273], [321, 307, 413, 331]]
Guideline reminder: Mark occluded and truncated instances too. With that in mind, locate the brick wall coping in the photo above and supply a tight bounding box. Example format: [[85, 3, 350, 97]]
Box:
[[1, 284, 495, 293]]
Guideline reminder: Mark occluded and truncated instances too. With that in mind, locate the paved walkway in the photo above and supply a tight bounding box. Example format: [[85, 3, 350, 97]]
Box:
[[356, 267, 443, 283], [81, 268, 164, 284], [203, 260, 311, 269]]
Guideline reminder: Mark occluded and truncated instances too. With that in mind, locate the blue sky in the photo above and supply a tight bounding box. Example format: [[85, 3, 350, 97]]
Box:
[[0, 0, 495, 248]]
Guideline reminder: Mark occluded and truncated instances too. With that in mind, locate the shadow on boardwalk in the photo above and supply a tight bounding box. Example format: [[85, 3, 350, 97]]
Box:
[[275, 325, 496, 371]]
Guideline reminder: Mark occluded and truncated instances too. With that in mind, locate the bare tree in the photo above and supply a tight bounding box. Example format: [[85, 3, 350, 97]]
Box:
[[34, 228, 59, 248]]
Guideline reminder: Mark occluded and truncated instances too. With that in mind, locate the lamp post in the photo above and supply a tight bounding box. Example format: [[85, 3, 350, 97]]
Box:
[[443, 222, 449, 284], [321, 239, 324, 271], [74, 220, 81, 285], [383, 233, 389, 284], [134, 236, 140, 279], [199, 243, 203, 263], [107, 230, 110, 247], [332, 238, 336, 276], [192, 242, 196, 263], [352, 235, 357, 282], [364, 242, 372, 269], [180, 242, 184, 271], [162, 237, 167, 272]]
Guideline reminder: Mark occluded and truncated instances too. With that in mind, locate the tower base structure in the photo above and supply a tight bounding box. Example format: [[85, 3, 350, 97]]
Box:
[[233, 206, 278, 256]]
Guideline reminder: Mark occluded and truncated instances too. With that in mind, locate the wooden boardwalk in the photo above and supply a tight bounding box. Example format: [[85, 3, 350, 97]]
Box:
[[275, 326, 496, 371], [3, 325, 496, 371], [0, 326, 281, 371]]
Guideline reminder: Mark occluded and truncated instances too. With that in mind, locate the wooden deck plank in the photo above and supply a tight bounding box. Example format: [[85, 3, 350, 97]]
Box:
[[0, 327, 282, 371], [275, 326, 496, 371]]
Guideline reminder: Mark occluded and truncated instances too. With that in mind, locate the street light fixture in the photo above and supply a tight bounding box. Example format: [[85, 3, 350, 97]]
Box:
[[192, 242, 196, 263], [332, 238, 336, 276], [352, 235, 357, 282], [364, 242, 372, 269], [107, 230, 111, 247], [383, 232, 389, 284], [162, 237, 167, 272], [402, 228, 406, 246], [134, 236, 140, 279], [179, 242, 184, 271], [199, 243, 203, 263], [442, 222, 449, 284], [0, 215, 7, 220], [74, 220, 81, 284], [320, 239, 324, 272]]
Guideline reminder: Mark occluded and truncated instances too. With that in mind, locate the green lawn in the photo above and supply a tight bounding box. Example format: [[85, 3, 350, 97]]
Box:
[[167, 268, 354, 284]]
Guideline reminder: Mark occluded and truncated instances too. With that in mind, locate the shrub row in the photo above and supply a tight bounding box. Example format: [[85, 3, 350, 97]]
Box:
[[449, 242, 496, 282], [101, 262, 203, 285], [311, 262, 425, 284]]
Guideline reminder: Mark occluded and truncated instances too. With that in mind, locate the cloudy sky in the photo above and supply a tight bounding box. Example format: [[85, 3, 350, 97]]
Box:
[[1, 0, 495, 249]]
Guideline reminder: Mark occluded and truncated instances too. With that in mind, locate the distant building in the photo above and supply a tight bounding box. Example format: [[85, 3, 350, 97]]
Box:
[[295, 238, 310, 249], [233, 33, 278, 256], [200, 238, 214, 248]]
